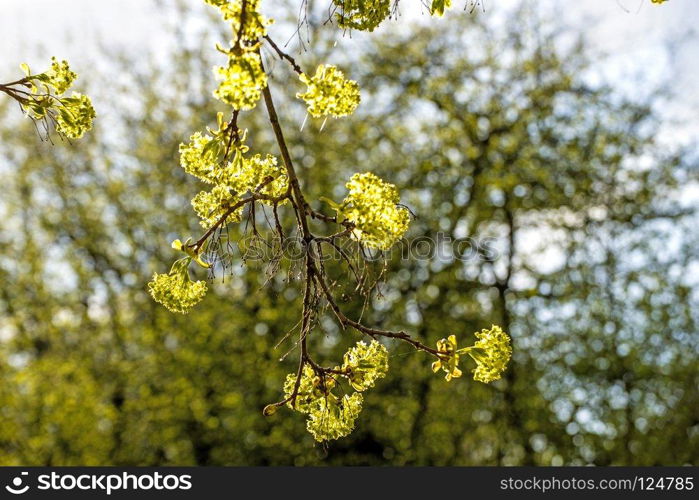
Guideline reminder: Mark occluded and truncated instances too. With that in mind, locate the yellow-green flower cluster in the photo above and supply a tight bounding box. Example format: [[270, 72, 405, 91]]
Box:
[[18, 59, 95, 139], [180, 113, 287, 229], [650, 0, 667, 4], [469, 325, 512, 383], [188, 148, 288, 228], [224, 152, 288, 199], [213, 51, 267, 110], [297, 65, 361, 118], [341, 172, 410, 250], [430, 0, 452, 16], [306, 394, 363, 442], [332, 0, 391, 32], [283, 366, 362, 441], [179, 132, 221, 183], [191, 185, 243, 229], [205, 0, 272, 111], [432, 326, 512, 384], [204, 0, 272, 42], [281, 340, 388, 441], [283, 365, 329, 413], [43, 57, 77, 94], [148, 258, 208, 314], [54, 93, 96, 139], [342, 340, 389, 391]]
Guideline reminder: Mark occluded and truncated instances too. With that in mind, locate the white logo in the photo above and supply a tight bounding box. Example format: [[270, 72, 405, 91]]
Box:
[[5, 472, 29, 495]]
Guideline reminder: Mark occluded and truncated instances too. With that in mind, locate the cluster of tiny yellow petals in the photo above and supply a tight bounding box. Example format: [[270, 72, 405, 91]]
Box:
[[281, 340, 389, 441], [43, 57, 77, 94], [223, 152, 288, 200], [206, 0, 272, 111], [341, 172, 410, 250], [179, 132, 220, 183], [148, 259, 208, 314], [432, 326, 512, 384], [297, 65, 361, 118], [430, 0, 452, 16], [650, 0, 667, 4], [469, 325, 512, 383], [332, 0, 391, 32], [154, 0, 280, 313], [54, 93, 96, 139], [283, 365, 335, 414], [191, 185, 243, 229], [183, 138, 288, 228], [432, 335, 462, 381], [204, 0, 272, 41], [18, 59, 95, 139], [213, 51, 267, 110], [306, 393, 363, 442], [341, 340, 389, 391]]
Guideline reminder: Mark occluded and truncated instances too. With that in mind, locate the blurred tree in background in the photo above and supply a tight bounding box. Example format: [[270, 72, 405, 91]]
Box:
[[0, 2, 697, 465]]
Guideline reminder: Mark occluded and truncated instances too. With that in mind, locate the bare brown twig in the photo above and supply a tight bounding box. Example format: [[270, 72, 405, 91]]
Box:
[[264, 35, 304, 75]]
